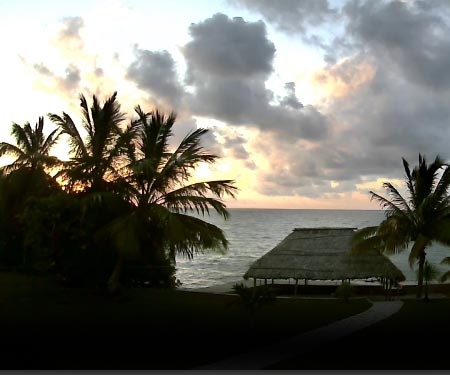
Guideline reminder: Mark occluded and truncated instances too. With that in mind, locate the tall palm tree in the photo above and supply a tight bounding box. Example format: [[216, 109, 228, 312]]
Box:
[[105, 107, 237, 293], [416, 260, 440, 302], [48, 92, 133, 193], [0, 117, 61, 174], [352, 154, 450, 299]]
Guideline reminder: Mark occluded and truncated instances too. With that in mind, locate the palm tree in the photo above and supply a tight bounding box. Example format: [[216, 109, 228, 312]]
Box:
[[0, 118, 62, 269], [0, 117, 61, 174], [48, 92, 133, 193], [416, 260, 440, 302], [105, 107, 237, 293], [352, 154, 450, 299]]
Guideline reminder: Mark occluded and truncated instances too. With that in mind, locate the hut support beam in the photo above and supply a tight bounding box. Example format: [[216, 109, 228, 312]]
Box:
[[294, 279, 298, 296]]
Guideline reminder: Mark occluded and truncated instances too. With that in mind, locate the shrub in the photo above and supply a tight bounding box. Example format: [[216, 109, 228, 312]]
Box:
[[336, 281, 355, 303], [231, 282, 276, 315]]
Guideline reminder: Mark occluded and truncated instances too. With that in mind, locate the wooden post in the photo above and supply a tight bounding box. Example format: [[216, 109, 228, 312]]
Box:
[[294, 279, 299, 296], [253, 278, 256, 297]]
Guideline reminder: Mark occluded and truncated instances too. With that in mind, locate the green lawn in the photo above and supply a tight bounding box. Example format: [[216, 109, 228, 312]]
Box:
[[0, 272, 370, 369], [269, 298, 450, 370]]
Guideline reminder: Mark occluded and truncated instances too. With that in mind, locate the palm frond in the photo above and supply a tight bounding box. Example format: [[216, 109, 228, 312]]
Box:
[[0, 142, 25, 158], [163, 212, 228, 260], [41, 127, 62, 155], [433, 164, 450, 204], [162, 180, 237, 218], [10, 122, 32, 153], [370, 191, 410, 220], [155, 129, 218, 193], [48, 112, 87, 157], [80, 93, 94, 138], [408, 234, 429, 268], [382, 182, 413, 214], [412, 154, 445, 207]]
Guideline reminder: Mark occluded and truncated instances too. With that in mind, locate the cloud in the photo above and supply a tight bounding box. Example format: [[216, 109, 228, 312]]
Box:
[[255, 62, 450, 199], [228, 0, 337, 34], [16, 0, 450, 207], [127, 47, 184, 107], [33, 63, 53, 76], [182, 13, 329, 142], [58, 16, 84, 40], [279, 82, 303, 110], [223, 134, 250, 160], [30, 61, 81, 94], [183, 13, 275, 80], [63, 64, 81, 90], [344, 0, 450, 91], [242, 0, 450, 201], [311, 57, 376, 99], [55, 16, 84, 52]]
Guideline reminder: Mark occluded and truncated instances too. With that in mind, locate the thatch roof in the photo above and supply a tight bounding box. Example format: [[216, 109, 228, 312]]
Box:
[[244, 227, 405, 281]]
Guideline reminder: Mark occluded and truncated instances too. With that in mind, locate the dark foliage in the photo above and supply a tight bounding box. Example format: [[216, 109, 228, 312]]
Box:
[[0, 93, 236, 291]]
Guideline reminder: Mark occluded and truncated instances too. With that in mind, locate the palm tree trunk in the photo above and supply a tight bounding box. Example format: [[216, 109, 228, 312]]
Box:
[[108, 256, 124, 295], [416, 251, 426, 299]]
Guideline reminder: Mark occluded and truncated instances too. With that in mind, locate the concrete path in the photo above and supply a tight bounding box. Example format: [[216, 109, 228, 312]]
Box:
[[194, 299, 403, 370]]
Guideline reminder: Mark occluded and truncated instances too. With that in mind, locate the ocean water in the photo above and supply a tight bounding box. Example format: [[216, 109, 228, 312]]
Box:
[[175, 209, 450, 289]]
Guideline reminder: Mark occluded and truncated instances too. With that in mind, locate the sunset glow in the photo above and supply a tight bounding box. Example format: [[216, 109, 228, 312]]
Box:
[[2, 0, 449, 209]]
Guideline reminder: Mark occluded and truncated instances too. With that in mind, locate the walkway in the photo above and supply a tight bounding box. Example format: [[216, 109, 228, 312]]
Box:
[[194, 299, 403, 370]]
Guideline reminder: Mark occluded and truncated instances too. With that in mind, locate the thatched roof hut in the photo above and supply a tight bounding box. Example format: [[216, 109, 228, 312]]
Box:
[[244, 227, 405, 283]]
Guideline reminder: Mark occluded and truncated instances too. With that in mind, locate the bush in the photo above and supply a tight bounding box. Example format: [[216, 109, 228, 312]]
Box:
[[121, 263, 181, 288], [336, 282, 355, 303], [231, 282, 276, 315]]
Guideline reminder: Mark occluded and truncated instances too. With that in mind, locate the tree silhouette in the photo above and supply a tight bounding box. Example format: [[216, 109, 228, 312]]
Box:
[[0, 117, 61, 174], [104, 106, 237, 293], [352, 154, 450, 299]]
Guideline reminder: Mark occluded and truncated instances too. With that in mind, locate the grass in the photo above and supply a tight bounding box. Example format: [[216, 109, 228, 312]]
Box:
[[0, 272, 371, 369], [269, 297, 450, 370]]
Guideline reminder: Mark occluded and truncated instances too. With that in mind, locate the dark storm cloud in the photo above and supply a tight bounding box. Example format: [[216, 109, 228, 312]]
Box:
[[183, 13, 275, 79], [344, 0, 450, 90], [187, 76, 328, 141], [280, 82, 303, 110], [183, 13, 329, 142], [330, 67, 450, 166], [257, 63, 450, 199], [127, 47, 183, 106], [244, 0, 450, 200], [228, 0, 337, 34], [223, 135, 250, 160]]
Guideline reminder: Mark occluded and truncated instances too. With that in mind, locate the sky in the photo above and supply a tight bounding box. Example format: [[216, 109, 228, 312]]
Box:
[[2, 0, 450, 209]]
